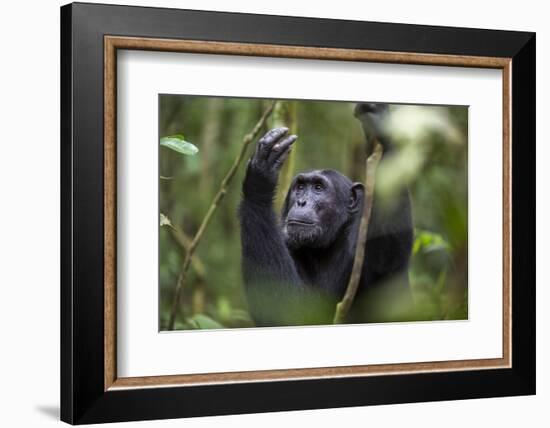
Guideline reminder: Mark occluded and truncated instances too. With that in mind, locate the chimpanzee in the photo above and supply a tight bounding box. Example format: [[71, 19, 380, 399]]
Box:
[[239, 103, 413, 326]]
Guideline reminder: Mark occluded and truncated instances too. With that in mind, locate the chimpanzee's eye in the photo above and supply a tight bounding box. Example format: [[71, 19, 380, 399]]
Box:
[[314, 183, 324, 191], [297, 183, 305, 191]]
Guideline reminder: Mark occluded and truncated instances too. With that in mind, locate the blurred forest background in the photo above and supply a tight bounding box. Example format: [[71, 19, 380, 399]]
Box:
[[159, 95, 468, 331]]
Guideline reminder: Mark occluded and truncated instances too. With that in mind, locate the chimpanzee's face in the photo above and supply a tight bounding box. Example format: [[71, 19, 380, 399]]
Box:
[[282, 170, 363, 250]]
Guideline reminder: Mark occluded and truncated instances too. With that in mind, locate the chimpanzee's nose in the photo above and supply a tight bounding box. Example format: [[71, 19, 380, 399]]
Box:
[[297, 199, 306, 207]]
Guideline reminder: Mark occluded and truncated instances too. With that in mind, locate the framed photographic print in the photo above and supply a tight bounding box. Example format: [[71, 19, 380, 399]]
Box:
[[60, 2, 536, 424]]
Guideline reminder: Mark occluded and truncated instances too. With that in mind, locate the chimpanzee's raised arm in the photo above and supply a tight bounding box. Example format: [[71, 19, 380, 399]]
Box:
[[241, 127, 296, 205], [239, 128, 304, 326]]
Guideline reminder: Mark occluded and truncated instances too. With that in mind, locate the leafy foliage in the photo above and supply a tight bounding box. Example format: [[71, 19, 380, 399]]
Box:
[[413, 228, 451, 256], [158, 96, 468, 330], [160, 134, 199, 156], [186, 314, 225, 329]]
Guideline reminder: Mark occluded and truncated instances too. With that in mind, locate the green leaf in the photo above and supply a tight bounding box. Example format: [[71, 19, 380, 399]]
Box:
[[160, 213, 172, 227], [160, 135, 199, 156], [167, 133, 185, 140], [228, 309, 253, 324], [413, 228, 451, 255], [186, 314, 224, 330]]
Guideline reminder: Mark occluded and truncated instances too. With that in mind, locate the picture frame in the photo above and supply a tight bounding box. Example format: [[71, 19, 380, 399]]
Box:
[[60, 2, 535, 424]]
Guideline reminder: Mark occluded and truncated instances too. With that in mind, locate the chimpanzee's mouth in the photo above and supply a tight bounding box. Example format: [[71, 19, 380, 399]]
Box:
[[287, 219, 316, 227]]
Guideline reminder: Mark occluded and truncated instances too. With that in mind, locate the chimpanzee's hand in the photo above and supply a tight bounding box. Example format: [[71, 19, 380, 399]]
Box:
[[250, 127, 297, 180], [243, 127, 297, 204]]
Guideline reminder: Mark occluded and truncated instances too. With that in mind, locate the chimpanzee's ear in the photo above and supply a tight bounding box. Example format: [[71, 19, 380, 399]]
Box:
[[349, 183, 365, 213]]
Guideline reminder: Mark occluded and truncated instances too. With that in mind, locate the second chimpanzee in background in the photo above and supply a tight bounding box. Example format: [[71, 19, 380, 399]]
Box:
[[239, 103, 413, 326]]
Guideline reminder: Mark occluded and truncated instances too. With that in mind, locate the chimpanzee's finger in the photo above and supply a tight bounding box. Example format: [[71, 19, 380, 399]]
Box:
[[274, 148, 292, 170], [256, 127, 289, 160], [269, 135, 297, 164]]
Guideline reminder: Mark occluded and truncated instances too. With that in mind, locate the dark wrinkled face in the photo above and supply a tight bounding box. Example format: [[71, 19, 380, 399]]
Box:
[[282, 170, 361, 250]]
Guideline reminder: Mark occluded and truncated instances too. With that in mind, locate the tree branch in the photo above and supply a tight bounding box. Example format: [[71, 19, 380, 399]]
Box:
[[333, 141, 384, 324], [166, 222, 207, 279], [167, 101, 277, 330]]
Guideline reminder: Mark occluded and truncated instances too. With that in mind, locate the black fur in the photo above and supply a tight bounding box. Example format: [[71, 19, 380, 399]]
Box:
[[239, 104, 413, 326]]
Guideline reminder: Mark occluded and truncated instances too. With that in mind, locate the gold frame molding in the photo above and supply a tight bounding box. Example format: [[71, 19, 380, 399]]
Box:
[[104, 35, 512, 391]]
